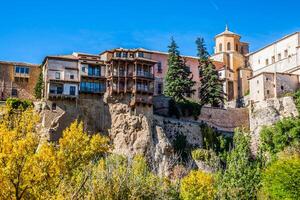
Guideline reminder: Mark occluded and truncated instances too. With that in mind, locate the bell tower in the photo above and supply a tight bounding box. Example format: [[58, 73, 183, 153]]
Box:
[[211, 26, 251, 104]]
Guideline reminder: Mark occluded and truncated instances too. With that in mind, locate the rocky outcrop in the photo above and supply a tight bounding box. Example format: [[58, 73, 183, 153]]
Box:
[[250, 96, 299, 154]]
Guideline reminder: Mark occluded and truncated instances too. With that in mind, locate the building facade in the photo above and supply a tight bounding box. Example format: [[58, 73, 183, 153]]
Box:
[[211, 26, 252, 101], [0, 61, 40, 100], [248, 32, 300, 101], [100, 48, 155, 106]]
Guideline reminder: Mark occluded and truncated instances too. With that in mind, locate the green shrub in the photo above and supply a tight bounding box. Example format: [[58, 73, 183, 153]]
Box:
[[293, 89, 300, 114], [260, 153, 300, 200], [168, 99, 201, 119], [192, 149, 221, 170], [260, 117, 300, 156], [6, 98, 33, 110]]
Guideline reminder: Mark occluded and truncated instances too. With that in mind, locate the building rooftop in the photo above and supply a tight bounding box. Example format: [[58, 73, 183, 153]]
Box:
[[215, 25, 241, 39], [0, 60, 39, 67]]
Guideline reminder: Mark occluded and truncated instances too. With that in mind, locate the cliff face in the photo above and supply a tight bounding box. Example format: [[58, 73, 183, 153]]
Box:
[[250, 96, 299, 154], [106, 97, 203, 176]]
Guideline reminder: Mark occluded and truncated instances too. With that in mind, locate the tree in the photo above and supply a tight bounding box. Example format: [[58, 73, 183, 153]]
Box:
[[180, 170, 215, 200], [34, 70, 44, 99], [0, 103, 110, 199], [197, 37, 224, 107], [218, 129, 261, 200], [259, 153, 300, 200], [164, 37, 195, 102]]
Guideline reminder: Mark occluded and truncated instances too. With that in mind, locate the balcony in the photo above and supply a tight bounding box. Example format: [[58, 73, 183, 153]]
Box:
[[134, 85, 154, 94], [80, 87, 106, 94], [134, 71, 154, 79], [14, 72, 29, 78]]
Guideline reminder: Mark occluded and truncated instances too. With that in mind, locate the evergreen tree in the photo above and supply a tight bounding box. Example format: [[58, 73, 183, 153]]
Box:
[[197, 37, 224, 107], [34, 70, 44, 99], [164, 38, 195, 102]]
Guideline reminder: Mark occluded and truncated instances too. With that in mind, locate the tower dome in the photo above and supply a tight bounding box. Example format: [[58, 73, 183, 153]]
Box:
[[215, 25, 241, 39]]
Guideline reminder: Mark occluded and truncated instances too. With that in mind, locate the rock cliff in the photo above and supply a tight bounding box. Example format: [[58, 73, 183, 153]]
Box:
[[250, 96, 299, 154]]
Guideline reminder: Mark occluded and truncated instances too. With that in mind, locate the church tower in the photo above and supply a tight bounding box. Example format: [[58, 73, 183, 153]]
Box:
[[211, 26, 252, 103]]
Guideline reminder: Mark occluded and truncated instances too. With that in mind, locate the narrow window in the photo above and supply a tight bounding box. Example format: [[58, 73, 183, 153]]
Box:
[[265, 59, 269, 66], [15, 67, 20, 73], [157, 83, 163, 94], [267, 90, 270, 94], [52, 103, 57, 111], [219, 43, 222, 52], [284, 50, 288, 57], [257, 80, 259, 84], [235, 44, 238, 51], [278, 53, 281, 60], [227, 42, 231, 51], [272, 56, 275, 64], [55, 72, 60, 79], [281, 85, 284, 90], [157, 62, 162, 73], [70, 74, 74, 79]]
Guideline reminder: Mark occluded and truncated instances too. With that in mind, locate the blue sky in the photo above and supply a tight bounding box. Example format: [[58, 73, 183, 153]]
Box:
[[0, 0, 299, 64]]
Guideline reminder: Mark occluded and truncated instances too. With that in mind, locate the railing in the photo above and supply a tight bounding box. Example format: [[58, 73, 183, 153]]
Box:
[[14, 73, 29, 78], [80, 87, 106, 93], [134, 71, 154, 78], [131, 96, 153, 105]]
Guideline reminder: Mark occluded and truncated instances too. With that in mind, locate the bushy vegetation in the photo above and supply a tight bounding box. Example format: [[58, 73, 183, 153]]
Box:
[[168, 99, 202, 119], [6, 98, 33, 110], [180, 170, 215, 200], [260, 153, 300, 200]]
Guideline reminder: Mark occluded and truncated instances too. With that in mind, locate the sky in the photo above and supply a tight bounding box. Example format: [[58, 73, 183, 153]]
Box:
[[0, 0, 300, 64]]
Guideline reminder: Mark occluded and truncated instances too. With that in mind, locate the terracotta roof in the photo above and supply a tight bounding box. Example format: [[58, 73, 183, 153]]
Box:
[[212, 61, 225, 71]]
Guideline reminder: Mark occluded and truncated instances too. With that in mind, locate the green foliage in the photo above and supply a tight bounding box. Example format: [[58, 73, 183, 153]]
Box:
[[260, 117, 300, 156], [34, 71, 44, 99], [218, 129, 261, 200], [173, 133, 191, 162], [196, 37, 224, 107], [91, 154, 180, 200], [180, 170, 215, 200], [164, 38, 195, 102], [168, 99, 202, 119], [201, 124, 232, 163], [192, 149, 221, 170], [6, 98, 33, 110], [260, 153, 300, 200]]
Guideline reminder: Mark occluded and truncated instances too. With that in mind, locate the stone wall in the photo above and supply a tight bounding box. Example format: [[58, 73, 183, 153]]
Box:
[[249, 96, 299, 154]]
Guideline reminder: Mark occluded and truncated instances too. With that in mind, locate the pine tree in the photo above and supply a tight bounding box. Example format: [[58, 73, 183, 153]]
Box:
[[164, 38, 195, 102], [197, 37, 224, 107]]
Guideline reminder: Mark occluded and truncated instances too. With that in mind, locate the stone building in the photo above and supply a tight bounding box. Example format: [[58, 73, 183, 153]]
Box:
[[0, 60, 40, 100], [248, 32, 300, 101], [249, 72, 300, 102], [211, 26, 252, 101]]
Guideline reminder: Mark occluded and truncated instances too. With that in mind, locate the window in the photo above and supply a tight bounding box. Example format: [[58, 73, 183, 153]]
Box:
[[257, 80, 259, 84], [219, 43, 222, 52], [157, 62, 162, 73], [258, 59, 260, 64], [157, 83, 163, 94], [70, 74, 74, 79], [185, 66, 191, 73], [281, 85, 284, 90], [267, 90, 270, 95], [236, 44, 238, 51], [278, 53, 281, 60], [227, 42, 231, 51], [266, 77, 269, 81], [15, 66, 29, 74], [116, 52, 121, 57], [265, 59, 269, 66], [129, 53, 134, 58], [272, 56, 275, 64], [51, 103, 56, 111], [16, 67, 20, 73], [122, 52, 128, 58], [138, 52, 144, 57], [284, 50, 288, 57], [82, 66, 86, 72], [55, 72, 60, 79], [70, 86, 76, 96], [11, 88, 18, 97]]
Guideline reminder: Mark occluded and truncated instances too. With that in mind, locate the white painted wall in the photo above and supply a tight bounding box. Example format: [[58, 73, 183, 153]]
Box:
[[249, 32, 300, 75]]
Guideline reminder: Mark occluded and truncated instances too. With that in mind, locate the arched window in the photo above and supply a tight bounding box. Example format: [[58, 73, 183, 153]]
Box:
[[236, 44, 238, 51], [219, 43, 222, 52], [227, 42, 231, 51]]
